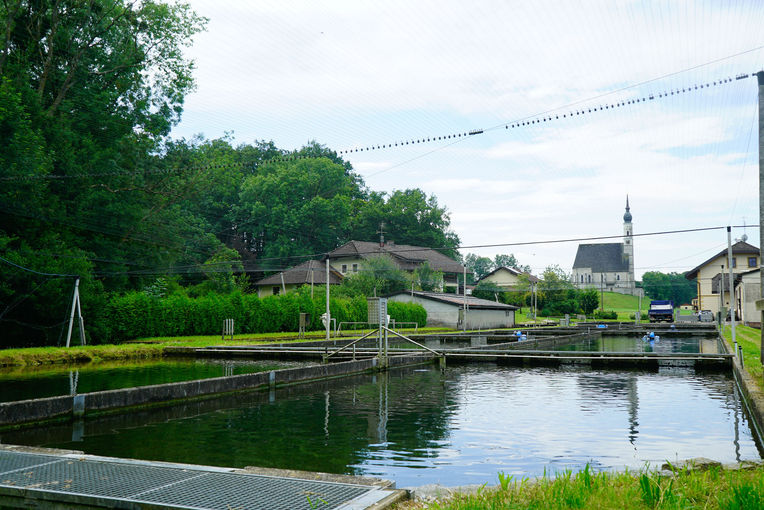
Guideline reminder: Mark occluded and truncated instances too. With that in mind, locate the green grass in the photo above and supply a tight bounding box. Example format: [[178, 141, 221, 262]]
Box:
[[720, 324, 763, 390], [396, 465, 764, 510], [0, 327, 453, 367]]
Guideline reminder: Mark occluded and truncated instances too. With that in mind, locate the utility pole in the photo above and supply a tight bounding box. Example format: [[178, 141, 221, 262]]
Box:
[[326, 258, 331, 341], [600, 274, 604, 311], [727, 227, 737, 354], [720, 265, 725, 327], [462, 265, 467, 332], [757, 70, 764, 364]]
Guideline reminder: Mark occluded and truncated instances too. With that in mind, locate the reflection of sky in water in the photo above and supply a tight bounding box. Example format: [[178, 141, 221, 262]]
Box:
[[355, 366, 760, 486], [3, 364, 759, 488]]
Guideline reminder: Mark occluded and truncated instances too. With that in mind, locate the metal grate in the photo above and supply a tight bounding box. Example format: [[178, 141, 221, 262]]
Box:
[[0, 450, 382, 510]]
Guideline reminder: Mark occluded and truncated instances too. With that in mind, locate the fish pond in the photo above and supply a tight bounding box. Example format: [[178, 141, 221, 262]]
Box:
[[2, 362, 760, 488], [0, 358, 308, 402]]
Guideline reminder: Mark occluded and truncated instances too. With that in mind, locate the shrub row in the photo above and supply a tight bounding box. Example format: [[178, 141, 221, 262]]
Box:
[[106, 290, 427, 342]]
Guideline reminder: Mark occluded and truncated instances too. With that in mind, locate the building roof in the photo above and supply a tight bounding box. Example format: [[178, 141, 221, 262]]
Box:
[[388, 291, 519, 310], [478, 266, 540, 284], [685, 241, 760, 280], [327, 240, 467, 274], [572, 243, 628, 272], [254, 260, 343, 286]]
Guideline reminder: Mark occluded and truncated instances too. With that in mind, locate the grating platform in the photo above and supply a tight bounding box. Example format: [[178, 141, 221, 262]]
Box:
[[0, 448, 398, 509]]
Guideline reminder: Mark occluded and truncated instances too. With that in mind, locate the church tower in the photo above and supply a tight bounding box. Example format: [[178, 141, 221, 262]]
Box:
[[623, 196, 634, 286]]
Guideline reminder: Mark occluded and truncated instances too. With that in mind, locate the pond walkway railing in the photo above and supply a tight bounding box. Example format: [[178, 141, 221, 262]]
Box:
[[0, 446, 404, 510]]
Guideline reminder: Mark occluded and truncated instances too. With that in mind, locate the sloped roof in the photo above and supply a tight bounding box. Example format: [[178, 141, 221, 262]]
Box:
[[254, 260, 343, 286], [388, 290, 519, 310], [328, 240, 467, 274], [572, 243, 628, 272], [479, 266, 540, 284], [685, 241, 760, 280]]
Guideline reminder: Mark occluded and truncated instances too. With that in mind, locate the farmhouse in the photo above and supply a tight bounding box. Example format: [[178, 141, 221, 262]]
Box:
[[685, 239, 760, 318], [254, 259, 343, 297], [327, 240, 468, 290]]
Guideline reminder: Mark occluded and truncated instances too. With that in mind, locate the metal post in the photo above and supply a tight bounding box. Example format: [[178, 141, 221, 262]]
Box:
[[311, 263, 314, 299], [600, 274, 604, 311], [326, 258, 331, 342], [637, 294, 642, 325], [66, 278, 85, 348], [757, 71, 764, 364], [463, 266, 467, 331], [720, 264, 725, 327], [727, 227, 738, 354]]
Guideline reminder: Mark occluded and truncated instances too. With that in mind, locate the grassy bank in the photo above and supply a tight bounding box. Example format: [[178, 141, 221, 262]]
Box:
[[396, 464, 764, 510], [720, 324, 763, 391], [0, 327, 452, 367]]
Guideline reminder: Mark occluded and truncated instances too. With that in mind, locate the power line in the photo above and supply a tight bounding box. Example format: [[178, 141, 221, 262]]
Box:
[[0, 255, 78, 278]]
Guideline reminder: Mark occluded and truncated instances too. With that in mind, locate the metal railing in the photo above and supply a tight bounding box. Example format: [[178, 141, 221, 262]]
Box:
[[336, 320, 418, 336]]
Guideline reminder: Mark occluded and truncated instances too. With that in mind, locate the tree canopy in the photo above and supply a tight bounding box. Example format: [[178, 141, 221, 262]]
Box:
[[0, 3, 462, 346]]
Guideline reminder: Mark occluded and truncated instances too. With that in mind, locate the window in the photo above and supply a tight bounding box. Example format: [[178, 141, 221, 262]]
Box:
[[272, 286, 280, 295], [616, 274, 620, 281], [352, 263, 358, 273], [731, 258, 736, 268], [341, 264, 347, 273], [587, 274, 591, 283], [749, 257, 757, 268]]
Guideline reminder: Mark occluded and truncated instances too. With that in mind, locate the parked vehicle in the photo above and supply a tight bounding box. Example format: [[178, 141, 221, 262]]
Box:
[[648, 300, 674, 323], [698, 310, 714, 322]]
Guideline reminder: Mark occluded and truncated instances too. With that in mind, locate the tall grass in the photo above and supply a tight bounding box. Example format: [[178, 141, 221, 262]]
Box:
[[397, 465, 764, 510]]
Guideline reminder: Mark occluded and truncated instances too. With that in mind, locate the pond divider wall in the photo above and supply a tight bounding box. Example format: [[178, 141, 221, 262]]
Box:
[[722, 334, 764, 445], [0, 354, 436, 428]]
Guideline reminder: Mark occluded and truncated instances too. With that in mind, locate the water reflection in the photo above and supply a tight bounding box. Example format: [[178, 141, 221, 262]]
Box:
[[1, 364, 759, 488], [0, 359, 307, 402]]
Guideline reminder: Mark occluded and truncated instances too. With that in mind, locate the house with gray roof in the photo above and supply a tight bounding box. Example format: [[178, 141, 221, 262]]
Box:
[[327, 240, 468, 290], [254, 260, 343, 297], [387, 290, 518, 329], [571, 198, 639, 296]]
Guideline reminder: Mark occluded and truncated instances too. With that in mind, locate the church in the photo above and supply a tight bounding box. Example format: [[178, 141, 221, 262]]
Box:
[[571, 197, 638, 296]]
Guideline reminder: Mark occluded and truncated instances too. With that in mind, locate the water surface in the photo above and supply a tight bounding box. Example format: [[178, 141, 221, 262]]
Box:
[[2, 363, 759, 487], [0, 358, 307, 402]]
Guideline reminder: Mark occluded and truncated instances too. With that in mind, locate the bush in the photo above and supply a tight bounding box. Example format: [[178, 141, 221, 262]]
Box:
[[107, 289, 427, 341], [629, 312, 648, 320], [593, 309, 618, 320]]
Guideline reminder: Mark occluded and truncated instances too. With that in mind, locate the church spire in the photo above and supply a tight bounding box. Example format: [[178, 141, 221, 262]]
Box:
[[623, 195, 632, 222]]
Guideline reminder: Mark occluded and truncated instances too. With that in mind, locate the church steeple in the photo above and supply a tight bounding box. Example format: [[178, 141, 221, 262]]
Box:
[[623, 195, 634, 288], [623, 195, 632, 223]]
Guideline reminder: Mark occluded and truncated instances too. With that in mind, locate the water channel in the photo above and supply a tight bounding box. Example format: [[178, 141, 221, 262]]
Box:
[[2, 362, 760, 487]]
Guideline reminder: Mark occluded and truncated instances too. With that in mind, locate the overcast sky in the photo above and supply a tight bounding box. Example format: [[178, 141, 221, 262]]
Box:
[[171, 0, 764, 279]]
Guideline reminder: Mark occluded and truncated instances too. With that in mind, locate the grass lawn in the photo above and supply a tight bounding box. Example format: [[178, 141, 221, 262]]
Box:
[[395, 464, 764, 510], [720, 324, 763, 391], [0, 327, 452, 367]]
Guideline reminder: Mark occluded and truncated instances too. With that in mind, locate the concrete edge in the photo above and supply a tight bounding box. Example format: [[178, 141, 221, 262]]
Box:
[[0, 354, 436, 428], [361, 489, 409, 510], [720, 334, 764, 444], [239, 465, 395, 488]]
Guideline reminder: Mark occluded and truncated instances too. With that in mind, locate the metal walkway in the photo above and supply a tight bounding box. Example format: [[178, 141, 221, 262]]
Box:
[[0, 447, 401, 510]]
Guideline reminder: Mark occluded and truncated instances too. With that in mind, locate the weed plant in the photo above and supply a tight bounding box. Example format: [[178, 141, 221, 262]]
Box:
[[397, 464, 764, 510]]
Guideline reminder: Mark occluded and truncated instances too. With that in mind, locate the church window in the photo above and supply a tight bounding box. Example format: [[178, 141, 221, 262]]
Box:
[[587, 274, 591, 283], [617, 275, 620, 281]]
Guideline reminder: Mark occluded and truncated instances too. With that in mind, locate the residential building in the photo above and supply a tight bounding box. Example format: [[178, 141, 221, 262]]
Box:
[[477, 266, 539, 290], [326, 240, 468, 290], [253, 260, 343, 297], [684, 239, 760, 317], [387, 291, 517, 329], [571, 197, 639, 296], [733, 268, 761, 327]]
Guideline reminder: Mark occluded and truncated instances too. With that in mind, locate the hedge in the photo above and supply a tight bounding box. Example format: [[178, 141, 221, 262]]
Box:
[[106, 290, 427, 342]]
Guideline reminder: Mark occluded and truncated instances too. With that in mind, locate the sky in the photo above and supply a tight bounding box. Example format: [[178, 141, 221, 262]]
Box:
[[170, 0, 764, 279]]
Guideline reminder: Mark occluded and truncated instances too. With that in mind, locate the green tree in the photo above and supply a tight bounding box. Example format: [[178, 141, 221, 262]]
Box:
[[413, 261, 443, 292], [493, 254, 530, 272], [464, 253, 494, 281], [351, 189, 460, 258], [340, 255, 411, 297], [578, 288, 599, 315], [642, 271, 696, 304]]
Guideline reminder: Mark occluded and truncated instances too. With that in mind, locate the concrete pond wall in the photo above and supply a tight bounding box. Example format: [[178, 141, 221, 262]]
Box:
[[0, 354, 435, 428]]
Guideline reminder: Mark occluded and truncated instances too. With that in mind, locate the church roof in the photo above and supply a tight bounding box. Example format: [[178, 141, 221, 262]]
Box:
[[572, 243, 629, 272]]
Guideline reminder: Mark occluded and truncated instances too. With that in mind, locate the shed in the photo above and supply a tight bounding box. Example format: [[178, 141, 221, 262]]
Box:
[[387, 291, 518, 329]]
